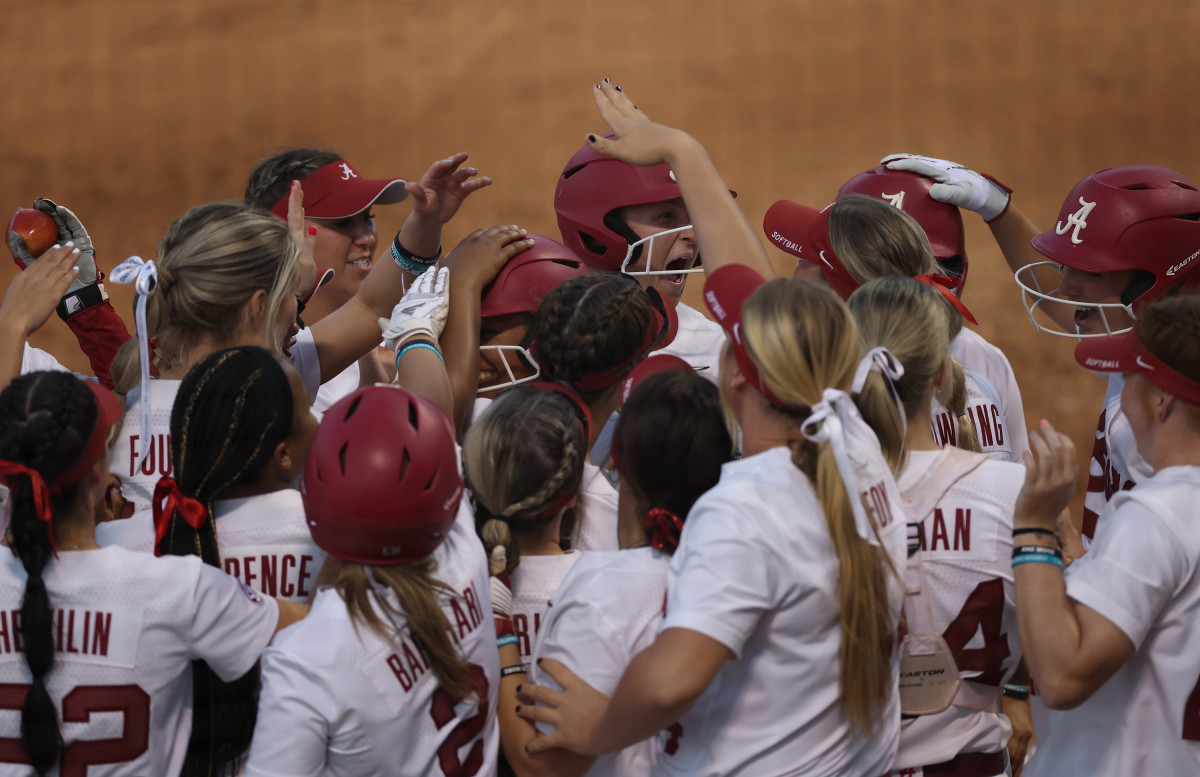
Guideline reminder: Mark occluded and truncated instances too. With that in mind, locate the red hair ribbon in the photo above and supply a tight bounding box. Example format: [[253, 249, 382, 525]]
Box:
[[152, 477, 208, 557], [0, 461, 55, 551], [915, 274, 978, 325], [645, 507, 684, 553]]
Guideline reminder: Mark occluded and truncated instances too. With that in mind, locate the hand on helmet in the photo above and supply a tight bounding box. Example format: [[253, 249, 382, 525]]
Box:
[[587, 80, 692, 168], [379, 265, 450, 350], [442, 225, 533, 291], [882, 154, 1011, 222]]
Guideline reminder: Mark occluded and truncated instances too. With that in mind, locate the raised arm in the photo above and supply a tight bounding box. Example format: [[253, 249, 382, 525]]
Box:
[[0, 244, 80, 389], [585, 81, 772, 280], [310, 154, 491, 383]]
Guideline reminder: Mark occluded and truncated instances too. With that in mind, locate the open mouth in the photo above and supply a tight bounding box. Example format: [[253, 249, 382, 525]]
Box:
[[348, 258, 372, 270], [663, 257, 691, 285], [1074, 306, 1097, 327]]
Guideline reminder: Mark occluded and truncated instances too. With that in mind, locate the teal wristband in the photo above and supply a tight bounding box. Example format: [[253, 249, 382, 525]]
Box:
[[1012, 553, 1064, 569], [396, 341, 444, 366], [497, 634, 518, 649], [390, 238, 441, 274]]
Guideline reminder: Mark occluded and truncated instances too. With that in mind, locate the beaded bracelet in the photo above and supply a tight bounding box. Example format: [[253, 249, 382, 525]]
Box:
[[501, 664, 528, 678], [390, 237, 441, 274], [396, 341, 444, 366]]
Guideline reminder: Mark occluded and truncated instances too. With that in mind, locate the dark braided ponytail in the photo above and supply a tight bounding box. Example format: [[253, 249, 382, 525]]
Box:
[[0, 372, 97, 774], [528, 273, 654, 405], [159, 345, 295, 776]]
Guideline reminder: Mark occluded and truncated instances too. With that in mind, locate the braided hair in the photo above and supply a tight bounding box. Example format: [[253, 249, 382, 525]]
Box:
[[158, 345, 295, 777], [0, 372, 98, 775], [463, 386, 587, 573]]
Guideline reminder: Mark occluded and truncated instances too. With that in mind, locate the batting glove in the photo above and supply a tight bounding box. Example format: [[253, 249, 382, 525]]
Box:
[[8, 198, 109, 321], [882, 154, 1012, 222], [378, 265, 450, 351]]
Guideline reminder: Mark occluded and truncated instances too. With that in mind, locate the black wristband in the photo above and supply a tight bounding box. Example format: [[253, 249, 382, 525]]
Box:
[[1013, 544, 1063, 559], [57, 283, 109, 322], [1012, 527, 1058, 539], [501, 664, 528, 678], [389, 236, 441, 272], [1003, 683, 1030, 700]]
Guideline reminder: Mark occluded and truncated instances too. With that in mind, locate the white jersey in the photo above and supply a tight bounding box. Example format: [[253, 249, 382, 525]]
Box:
[[656, 302, 724, 384], [930, 369, 1015, 462], [659, 447, 907, 777], [573, 462, 620, 552], [244, 500, 499, 777], [288, 326, 323, 407], [1025, 466, 1200, 777], [533, 548, 671, 777], [20, 343, 71, 375], [511, 551, 582, 662], [94, 490, 324, 604], [893, 448, 1025, 772], [0, 546, 278, 777], [950, 328, 1028, 458], [1080, 373, 1151, 540], [312, 361, 361, 422], [109, 379, 181, 516]]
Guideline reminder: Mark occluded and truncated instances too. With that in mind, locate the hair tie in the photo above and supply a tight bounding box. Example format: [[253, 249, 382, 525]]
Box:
[[851, 346, 908, 438], [152, 476, 207, 557], [645, 507, 684, 553], [0, 461, 55, 552], [110, 256, 160, 473], [915, 273, 978, 325]]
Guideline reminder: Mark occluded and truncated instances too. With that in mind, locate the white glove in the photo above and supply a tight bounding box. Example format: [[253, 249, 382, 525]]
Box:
[[379, 265, 450, 350], [881, 154, 1011, 222]]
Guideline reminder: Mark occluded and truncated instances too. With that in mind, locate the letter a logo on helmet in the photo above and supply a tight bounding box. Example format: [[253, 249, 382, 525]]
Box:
[[1054, 197, 1096, 245], [882, 191, 906, 209]]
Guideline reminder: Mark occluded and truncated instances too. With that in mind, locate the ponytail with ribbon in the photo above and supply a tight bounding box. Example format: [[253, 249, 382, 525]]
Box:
[[915, 273, 977, 325], [644, 507, 685, 554], [0, 462, 54, 552], [109, 255, 159, 473]]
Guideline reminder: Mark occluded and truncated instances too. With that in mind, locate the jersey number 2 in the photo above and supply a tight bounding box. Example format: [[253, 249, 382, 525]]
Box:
[[0, 683, 151, 775], [429, 663, 490, 777]]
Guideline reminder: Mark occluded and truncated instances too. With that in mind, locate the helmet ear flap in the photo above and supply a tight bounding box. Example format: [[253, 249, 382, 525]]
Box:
[[1121, 270, 1156, 306]]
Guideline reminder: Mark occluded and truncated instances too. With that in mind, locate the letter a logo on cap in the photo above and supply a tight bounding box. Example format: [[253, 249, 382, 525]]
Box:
[[339, 163, 357, 181], [1055, 197, 1096, 245]]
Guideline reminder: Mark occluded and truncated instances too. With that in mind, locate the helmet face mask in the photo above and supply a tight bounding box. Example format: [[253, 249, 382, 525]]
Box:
[[477, 344, 541, 395], [620, 224, 704, 277], [1023, 164, 1200, 338], [1015, 261, 1138, 338]]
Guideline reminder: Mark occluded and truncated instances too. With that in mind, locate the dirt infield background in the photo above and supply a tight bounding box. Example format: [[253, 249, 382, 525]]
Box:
[[5, 1, 1199, 511]]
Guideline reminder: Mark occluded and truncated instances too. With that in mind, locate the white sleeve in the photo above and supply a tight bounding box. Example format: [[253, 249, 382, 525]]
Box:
[[661, 502, 775, 658], [1064, 500, 1190, 647], [187, 562, 279, 681], [20, 343, 71, 375], [244, 647, 330, 777], [288, 327, 322, 405], [995, 355, 1028, 458]]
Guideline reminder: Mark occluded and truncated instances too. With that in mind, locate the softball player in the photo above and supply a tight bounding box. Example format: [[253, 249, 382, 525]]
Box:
[[849, 278, 1025, 777], [0, 371, 305, 776], [244, 384, 499, 777], [554, 125, 725, 381], [517, 368, 732, 777], [517, 82, 906, 777], [763, 193, 1021, 462], [1012, 295, 1200, 776]]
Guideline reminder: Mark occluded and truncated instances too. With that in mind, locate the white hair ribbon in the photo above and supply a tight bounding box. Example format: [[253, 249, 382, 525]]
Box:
[[109, 256, 159, 473], [801, 388, 881, 545], [851, 346, 907, 438]]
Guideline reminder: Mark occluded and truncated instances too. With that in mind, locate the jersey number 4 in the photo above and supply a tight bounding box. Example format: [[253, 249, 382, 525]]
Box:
[[430, 663, 490, 777], [941, 578, 1010, 687], [0, 683, 150, 775]]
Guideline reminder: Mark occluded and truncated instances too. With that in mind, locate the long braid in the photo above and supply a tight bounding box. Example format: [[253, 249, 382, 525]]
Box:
[[0, 373, 95, 774], [158, 346, 294, 777]]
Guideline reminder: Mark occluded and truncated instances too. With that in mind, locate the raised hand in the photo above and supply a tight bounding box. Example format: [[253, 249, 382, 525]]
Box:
[[585, 80, 689, 167], [285, 180, 319, 295], [1014, 419, 1078, 529], [405, 153, 493, 226]]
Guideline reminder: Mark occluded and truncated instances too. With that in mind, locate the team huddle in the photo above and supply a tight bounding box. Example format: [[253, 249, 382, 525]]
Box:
[[0, 80, 1198, 777]]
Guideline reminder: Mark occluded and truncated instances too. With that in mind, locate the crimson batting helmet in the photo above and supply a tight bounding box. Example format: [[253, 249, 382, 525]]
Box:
[[480, 235, 589, 318], [301, 386, 463, 565], [1019, 165, 1200, 337], [555, 138, 683, 271], [838, 166, 969, 284]]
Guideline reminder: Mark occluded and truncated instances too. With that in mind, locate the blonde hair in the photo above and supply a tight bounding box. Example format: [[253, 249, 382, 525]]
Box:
[[463, 386, 587, 569], [337, 562, 473, 702], [112, 203, 299, 393], [849, 277, 981, 452], [740, 278, 904, 737]]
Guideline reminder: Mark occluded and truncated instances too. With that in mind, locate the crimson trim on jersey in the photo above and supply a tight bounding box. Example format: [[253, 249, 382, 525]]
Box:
[[1075, 331, 1200, 405], [269, 160, 409, 220]]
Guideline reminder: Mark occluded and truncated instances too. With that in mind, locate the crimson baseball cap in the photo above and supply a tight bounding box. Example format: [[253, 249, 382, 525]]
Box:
[[762, 200, 860, 299], [1075, 331, 1200, 405], [702, 264, 795, 408], [269, 160, 409, 220]]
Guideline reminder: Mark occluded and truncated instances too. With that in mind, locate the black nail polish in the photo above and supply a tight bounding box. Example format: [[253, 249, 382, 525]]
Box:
[[587, 134, 596, 143], [516, 684, 523, 693], [536, 657, 543, 665], [615, 85, 623, 92], [604, 77, 611, 83], [515, 705, 522, 713]]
